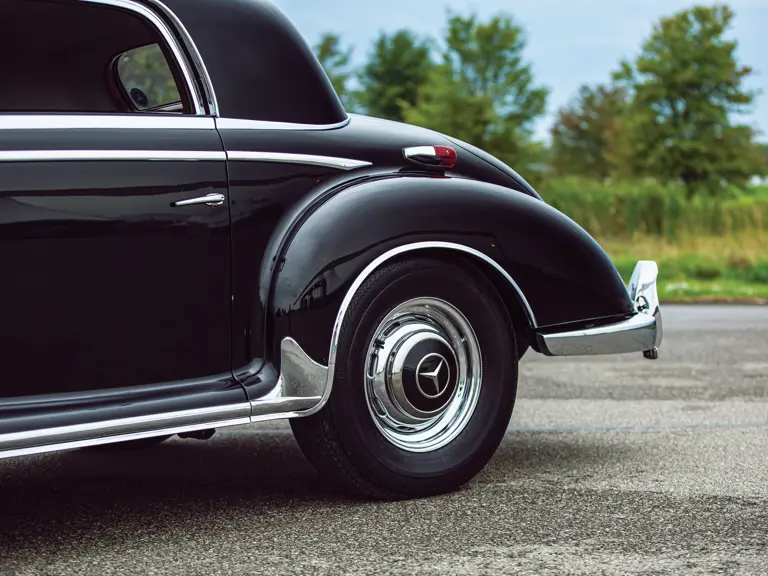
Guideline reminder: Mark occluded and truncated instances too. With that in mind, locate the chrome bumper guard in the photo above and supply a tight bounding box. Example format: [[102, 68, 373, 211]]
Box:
[[537, 261, 663, 360]]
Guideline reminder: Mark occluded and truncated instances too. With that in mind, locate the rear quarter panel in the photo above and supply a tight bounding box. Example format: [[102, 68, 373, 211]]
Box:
[[268, 174, 634, 366]]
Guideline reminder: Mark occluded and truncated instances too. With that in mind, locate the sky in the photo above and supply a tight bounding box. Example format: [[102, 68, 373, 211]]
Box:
[[273, 0, 768, 142]]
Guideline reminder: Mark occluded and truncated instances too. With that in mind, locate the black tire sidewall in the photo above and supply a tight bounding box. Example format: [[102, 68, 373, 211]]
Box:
[[326, 258, 517, 494]]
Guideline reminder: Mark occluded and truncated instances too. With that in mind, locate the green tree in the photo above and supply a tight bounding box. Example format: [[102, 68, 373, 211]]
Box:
[[550, 83, 630, 180], [356, 31, 434, 122], [614, 4, 764, 195], [403, 12, 548, 171], [314, 33, 354, 107]]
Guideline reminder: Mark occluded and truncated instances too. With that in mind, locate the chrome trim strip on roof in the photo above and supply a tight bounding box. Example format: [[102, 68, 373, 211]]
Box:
[[81, 0, 205, 115], [226, 151, 371, 170], [144, 0, 220, 116], [0, 150, 226, 162], [216, 116, 351, 132], [316, 241, 538, 418], [0, 115, 216, 130]]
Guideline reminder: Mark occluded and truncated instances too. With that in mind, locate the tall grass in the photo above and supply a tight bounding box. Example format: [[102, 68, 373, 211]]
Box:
[[540, 177, 768, 240]]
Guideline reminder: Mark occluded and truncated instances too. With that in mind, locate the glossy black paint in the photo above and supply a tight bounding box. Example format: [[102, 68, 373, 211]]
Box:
[[161, 0, 347, 124], [0, 125, 246, 428], [218, 114, 546, 388], [267, 174, 634, 367], [0, 0, 637, 445]]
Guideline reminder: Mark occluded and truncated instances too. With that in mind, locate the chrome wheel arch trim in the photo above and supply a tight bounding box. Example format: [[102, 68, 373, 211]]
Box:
[[317, 241, 538, 416], [81, 0, 205, 115]]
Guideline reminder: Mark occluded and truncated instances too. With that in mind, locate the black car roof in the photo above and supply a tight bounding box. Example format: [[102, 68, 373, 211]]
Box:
[[153, 0, 347, 123]]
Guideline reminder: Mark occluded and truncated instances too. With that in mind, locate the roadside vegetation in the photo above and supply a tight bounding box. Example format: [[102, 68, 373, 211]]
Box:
[[314, 4, 767, 302]]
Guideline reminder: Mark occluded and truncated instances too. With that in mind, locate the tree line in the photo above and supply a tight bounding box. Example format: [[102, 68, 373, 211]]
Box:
[[314, 4, 766, 197]]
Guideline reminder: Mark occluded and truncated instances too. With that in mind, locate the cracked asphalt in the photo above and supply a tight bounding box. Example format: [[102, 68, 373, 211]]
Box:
[[0, 305, 766, 575]]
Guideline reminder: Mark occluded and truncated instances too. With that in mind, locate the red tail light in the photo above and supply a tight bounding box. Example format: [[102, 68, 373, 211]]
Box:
[[403, 146, 458, 170], [433, 146, 457, 168]]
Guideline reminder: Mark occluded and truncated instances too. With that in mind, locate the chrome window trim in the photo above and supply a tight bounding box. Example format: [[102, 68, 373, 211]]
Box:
[[0, 150, 226, 162], [216, 116, 351, 132], [144, 0, 220, 116], [81, 0, 204, 115], [0, 115, 216, 130], [227, 151, 371, 170], [316, 241, 538, 418]]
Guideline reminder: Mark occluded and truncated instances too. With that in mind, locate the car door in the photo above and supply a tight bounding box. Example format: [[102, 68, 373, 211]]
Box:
[[0, 0, 242, 433]]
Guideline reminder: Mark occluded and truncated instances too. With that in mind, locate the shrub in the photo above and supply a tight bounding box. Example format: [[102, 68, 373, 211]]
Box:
[[539, 178, 768, 239]]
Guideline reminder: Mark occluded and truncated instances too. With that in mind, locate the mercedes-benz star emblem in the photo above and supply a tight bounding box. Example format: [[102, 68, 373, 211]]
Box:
[[415, 353, 451, 399]]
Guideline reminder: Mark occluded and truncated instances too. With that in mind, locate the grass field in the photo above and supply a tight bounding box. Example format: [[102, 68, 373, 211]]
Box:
[[602, 233, 768, 303]]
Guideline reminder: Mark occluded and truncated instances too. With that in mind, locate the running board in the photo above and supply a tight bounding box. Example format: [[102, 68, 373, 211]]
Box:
[[0, 338, 331, 459]]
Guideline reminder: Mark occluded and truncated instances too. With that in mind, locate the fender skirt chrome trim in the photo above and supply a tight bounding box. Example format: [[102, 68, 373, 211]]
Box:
[[536, 260, 663, 359]]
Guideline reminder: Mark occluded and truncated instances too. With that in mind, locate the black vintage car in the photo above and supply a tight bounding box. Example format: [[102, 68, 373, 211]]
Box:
[[0, 0, 662, 499]]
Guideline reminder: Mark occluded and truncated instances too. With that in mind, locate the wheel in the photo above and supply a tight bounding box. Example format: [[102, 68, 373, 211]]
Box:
[[83, 434, 173, 451], [291, 256, 518, 499]]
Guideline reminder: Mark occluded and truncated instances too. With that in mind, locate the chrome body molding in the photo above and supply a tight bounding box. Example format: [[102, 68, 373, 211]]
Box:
[[0, 115, 216, 131], [319, 241, 538, 417], [0, 150, 226, 162], [537, 260, 663, 358], [82, 0, 205, 115], [144, 0, 220, 116], [249, 338, 330, 420], [0, 403, 252, 459], [0, 338, 330, 458], [216, 116, 351, 132], [226, 151, 372, 170]]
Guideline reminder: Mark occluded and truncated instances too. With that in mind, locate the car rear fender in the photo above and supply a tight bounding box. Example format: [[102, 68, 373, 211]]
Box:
[[264, 174, 635, 368]]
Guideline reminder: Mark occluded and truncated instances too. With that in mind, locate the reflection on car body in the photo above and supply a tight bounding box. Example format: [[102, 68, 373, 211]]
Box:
[[0, 0, 661, 499]]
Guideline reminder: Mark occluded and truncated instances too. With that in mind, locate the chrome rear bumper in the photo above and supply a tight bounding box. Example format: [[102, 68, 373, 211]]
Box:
[[536, 261, 663, 359]]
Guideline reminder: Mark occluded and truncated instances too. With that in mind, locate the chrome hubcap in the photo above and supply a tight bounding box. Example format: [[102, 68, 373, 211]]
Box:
[[364, 297, 482, 452]]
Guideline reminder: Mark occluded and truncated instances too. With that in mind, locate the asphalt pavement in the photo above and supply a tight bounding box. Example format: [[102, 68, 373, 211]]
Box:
[[1, 305, 766, 575]]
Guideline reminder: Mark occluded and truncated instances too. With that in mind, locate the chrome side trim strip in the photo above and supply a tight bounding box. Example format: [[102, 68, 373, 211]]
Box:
[[0, 403, 251, 458], [0, 150, 226, 162], [227, 151, 371, 170], [0, 338, 331, 459], [0, 115, 216, 131], [249, 338, 330, 420], [144, 0, 220, 116], [320, 241, 538, 415], [82, 0, 204, 115], [216, 116, 351, 132], [537, 260, 663, 358]]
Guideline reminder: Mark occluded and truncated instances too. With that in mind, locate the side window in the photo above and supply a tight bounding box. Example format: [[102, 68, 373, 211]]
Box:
[[0, 0, 194, 115], [115, 44, 183, 113]]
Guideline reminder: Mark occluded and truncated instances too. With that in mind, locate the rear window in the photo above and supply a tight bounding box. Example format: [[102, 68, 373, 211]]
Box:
[[115, 43, 182, 112]]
